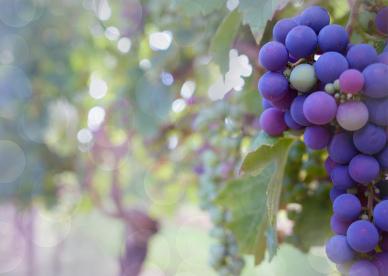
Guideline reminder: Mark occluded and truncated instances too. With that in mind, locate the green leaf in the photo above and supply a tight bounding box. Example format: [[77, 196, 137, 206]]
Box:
[[216, 162, 276, 264], [217, 133, 294, 264], [238, 0, 281, 42], [172, 0, 225, 17], [210, 10, 242, 74]]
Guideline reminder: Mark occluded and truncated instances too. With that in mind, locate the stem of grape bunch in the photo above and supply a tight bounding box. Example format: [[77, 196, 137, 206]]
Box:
[[258, 2, 388, 275]]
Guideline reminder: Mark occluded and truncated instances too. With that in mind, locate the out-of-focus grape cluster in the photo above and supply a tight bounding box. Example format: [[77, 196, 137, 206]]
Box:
[[257, 5, 388, 275]]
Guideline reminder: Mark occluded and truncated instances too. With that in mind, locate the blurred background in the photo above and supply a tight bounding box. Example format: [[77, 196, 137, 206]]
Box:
[[0, 0, 357, 275]]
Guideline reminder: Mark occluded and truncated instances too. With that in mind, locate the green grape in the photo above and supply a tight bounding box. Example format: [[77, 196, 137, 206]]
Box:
[[290, 64, 317, 92]]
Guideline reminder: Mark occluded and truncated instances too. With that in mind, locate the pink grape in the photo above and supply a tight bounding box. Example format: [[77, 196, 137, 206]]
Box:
[[336, 101, 369, 131]]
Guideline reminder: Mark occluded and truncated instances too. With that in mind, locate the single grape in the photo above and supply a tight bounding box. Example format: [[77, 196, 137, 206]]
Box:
[[318, 24, 348, 53], [377, 146, 388, 169], [259, 108, 287, 136], [362, 63, 388, 99], [300, 6, 330, 33], [303, 91, 337, 125], [333, 194, 361, 221], [364, 97, 388, 126], [289, 64, 317, 92], [353, 123, 386, 155], [258, 72, 289, 101], [330, 214, 352, 235], [325, 235, 355, 264], [373, 253, 388, 275], [349, 260, 379, 276], [339, 69, 364, 94], [271, 89, 297, 111], [330, 187, 346, 202], [284, 111, 303, 130], [376, 7, 388, 35], [349, 154, 380, 184], [315, 52, 349, 83], [324, 83, 335, 94], [347, 220, 379, 253], [262, 98, 273, 110], [373, 200, 388, 231], [336, 101, 369, 131], [290, 96, 311, 126], [325, 157, 337, 175], [330, 165, 355, 190], [328, 132, 358, 164], [273, 18, 298, 44], [379, 52, 388, 65], [259, 41, 289, 71], [346, 44, 378, 71], [285, 25, 317, 59], [304, 126, 331, 150]]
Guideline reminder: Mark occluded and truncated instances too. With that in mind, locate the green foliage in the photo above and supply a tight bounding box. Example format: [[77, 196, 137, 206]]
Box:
[[217, 133, 294, 263], [172, 0, 226, 17], [210, 10, 242, 74], [238, 0, 281, 42]]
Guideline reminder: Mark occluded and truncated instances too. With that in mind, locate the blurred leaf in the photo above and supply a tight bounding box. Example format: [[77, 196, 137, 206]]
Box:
[[172, 0, 225, 17], [210, 10, 242, 74], [239, 0, 282, 42], [217, 134, 294, 264], [292, 194, 332, 251]]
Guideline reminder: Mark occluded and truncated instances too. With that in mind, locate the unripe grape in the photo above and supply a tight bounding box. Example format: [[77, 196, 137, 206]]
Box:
[[290, 64, 317, 92], [336, 101, 368, 131]]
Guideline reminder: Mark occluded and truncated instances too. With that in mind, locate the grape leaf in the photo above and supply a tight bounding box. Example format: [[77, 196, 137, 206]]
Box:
[[217, 133, 294, 263], [171, 0, 225, 17], [238, 0, 282, 42], [210, 10, 242, 74]]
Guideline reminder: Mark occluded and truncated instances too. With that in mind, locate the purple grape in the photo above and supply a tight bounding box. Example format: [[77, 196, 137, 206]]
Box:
[[330, 214, 352, 235], [328, 132, 358, 164], [258, 72, 289, 101], [362, 63, 388, 99], [330, 187, 346, 202], [349, 260, 379, 276], [373, 253, 388, 275], [347, 220, 379, 253], [333, 194, 361, 221], [259, 41, 289, 71], [314, 52, 349, 83], [285, 25, 317, 59], [377, 146, 388, 169], [273, 18, 298, 44], [300, 6, 330, 33], [376, 7, 388, 35], [271, 89, 297, 111], [303, 91, 337, 125], [318, 24, 348, 53], [325, 235, 355, 264], [353, 123, 386, 155], [379, 52, 388, 65], [303, 125, 331, 150], [346, 44, 378, 71], [364, 97, 388, 126], [262, 98, 273, 110], [339, 69, 364, 94], [336, 101, 369, 131], [330, 165, 355, 190], [325, 157, 337, 175], [259, 108, 287, 136], [290, 95, 311, 126], [373, 200, 388, 231], [348, 154, 380, 184], [284, 111, 303, 130]]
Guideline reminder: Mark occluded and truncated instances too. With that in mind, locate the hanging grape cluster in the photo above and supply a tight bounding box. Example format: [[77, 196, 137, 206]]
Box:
[[194, 99, 246, 276], [258, 5, 388, 275]]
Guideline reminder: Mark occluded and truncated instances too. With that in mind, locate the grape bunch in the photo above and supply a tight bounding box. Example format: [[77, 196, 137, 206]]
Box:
[[194, 100, 246, 276], [258, 5, 388, 275]]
